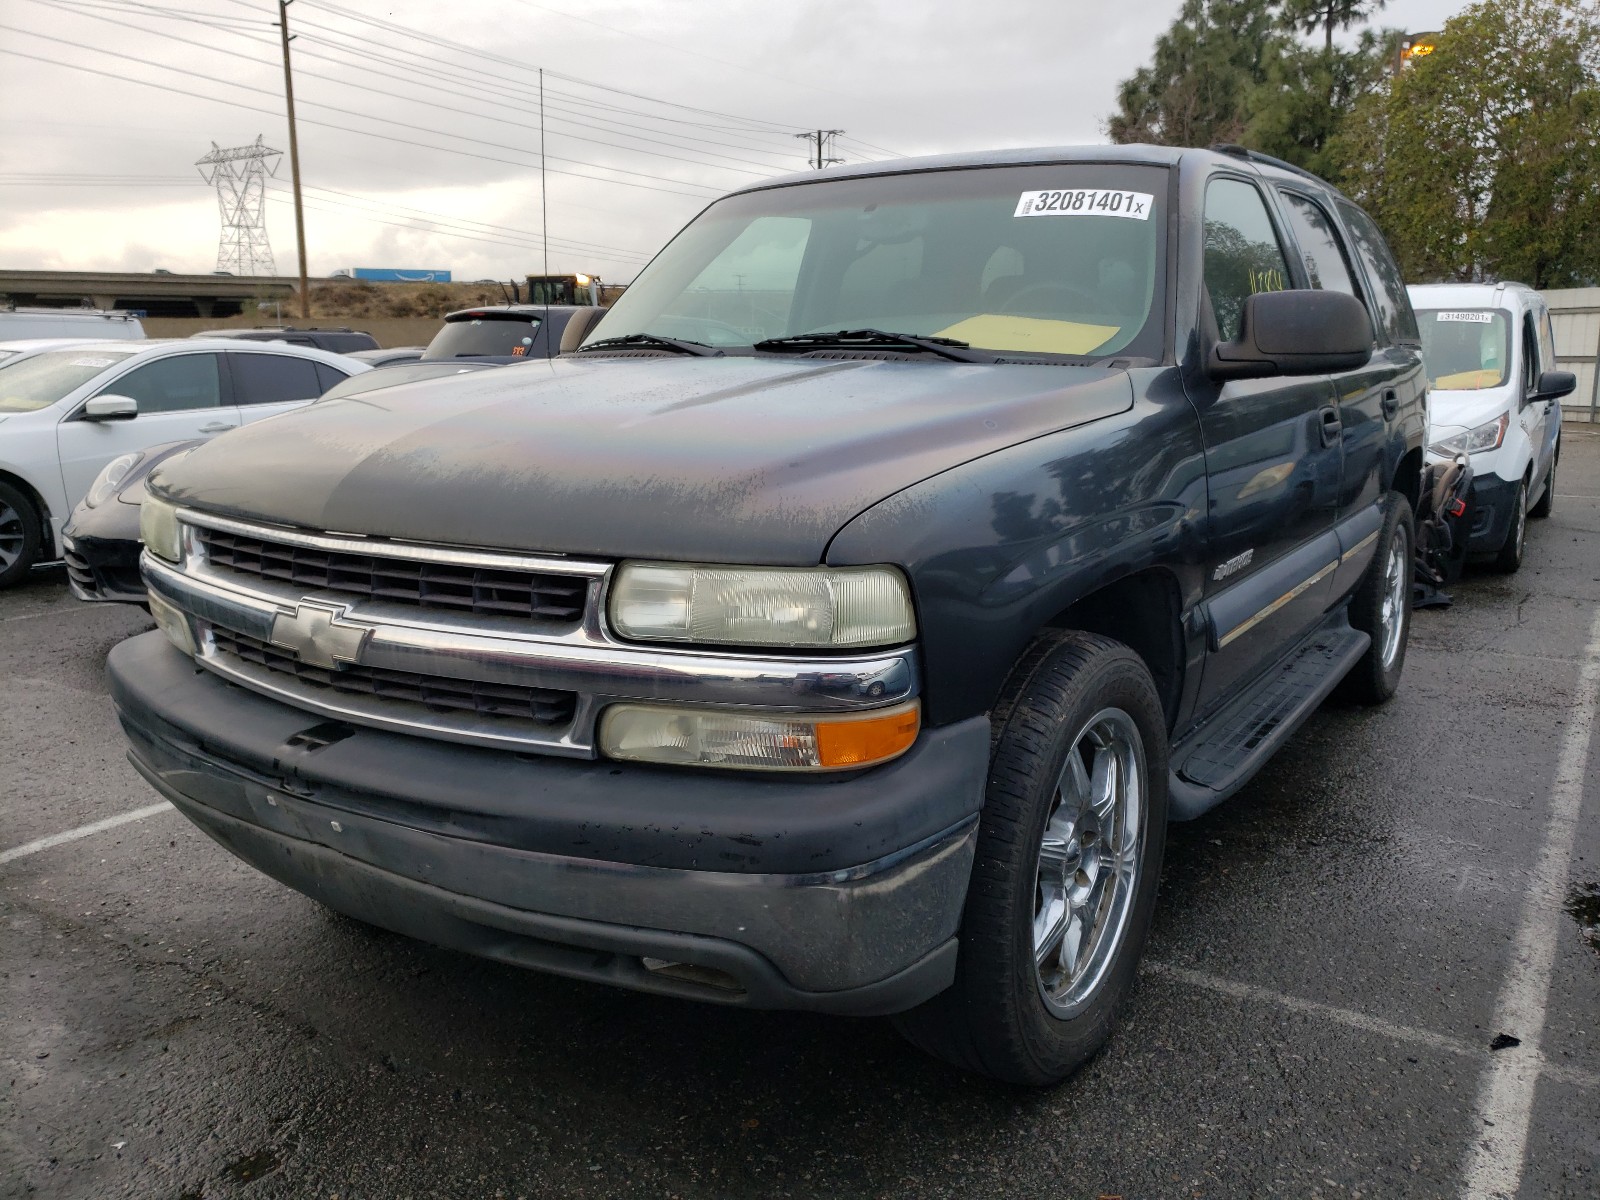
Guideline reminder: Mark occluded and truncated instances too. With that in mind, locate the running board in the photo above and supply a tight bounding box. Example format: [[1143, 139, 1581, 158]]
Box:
[[1168, 616, 1370, 820]]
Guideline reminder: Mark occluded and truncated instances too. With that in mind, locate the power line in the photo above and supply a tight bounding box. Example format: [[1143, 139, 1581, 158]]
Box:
[[32, 0, 784, 179], [298, 0, 804, 135], [0, 40, 722, 200]]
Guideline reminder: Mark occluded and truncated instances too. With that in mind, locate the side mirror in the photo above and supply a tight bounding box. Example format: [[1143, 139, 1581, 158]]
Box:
[[1531, 370, 1576, 403], [1209, 290, 1373, 381], [82, 394, 138, 421]]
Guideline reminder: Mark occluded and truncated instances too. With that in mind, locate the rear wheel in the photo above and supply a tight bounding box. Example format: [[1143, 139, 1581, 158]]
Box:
[[893, 632, 1168, 1086], [0, 481, 42, 590], [1492, 478, 1528, 574], [1339, 493, 1412, 705]]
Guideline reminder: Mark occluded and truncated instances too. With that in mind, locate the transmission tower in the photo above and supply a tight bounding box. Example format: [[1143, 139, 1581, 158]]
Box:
[[196, 136, 280, 275], [794, 129, 845, 170]]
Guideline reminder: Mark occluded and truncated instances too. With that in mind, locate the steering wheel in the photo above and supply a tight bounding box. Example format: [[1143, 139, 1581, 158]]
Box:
[[1001, 281, 1102, 315]]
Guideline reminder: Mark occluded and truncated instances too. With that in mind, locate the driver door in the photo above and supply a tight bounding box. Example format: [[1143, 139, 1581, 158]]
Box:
[[55, 351, 238, 512]]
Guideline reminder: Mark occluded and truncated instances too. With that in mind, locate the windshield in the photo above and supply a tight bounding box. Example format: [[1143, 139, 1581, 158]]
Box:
[[319, 361, 495, 400], [422, 315, 542, 359], [1416, 309, 1510, 391], [587, 164, 1169, 360], [0, 349, 134, 412]]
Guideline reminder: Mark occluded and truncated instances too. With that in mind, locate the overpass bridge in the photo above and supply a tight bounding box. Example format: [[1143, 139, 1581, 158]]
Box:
[[0, 269, 298, 318]]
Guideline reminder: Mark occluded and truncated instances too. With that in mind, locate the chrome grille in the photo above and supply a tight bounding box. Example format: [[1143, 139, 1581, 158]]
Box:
[[198, 526, 588, 622], [210, 626, 578, 729]]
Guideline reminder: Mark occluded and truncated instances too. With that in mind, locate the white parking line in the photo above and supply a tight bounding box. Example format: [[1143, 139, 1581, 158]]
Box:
[[1461, 606, 1600, 1200], [0, 802, 173, 865], [1148, 962, 1600, 1092], [1146, 961, 1477, 1058]]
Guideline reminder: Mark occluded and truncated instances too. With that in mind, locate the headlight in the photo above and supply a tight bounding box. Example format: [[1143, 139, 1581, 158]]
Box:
[[609, 563, 915, 648], [1430, 413, 1508, 457], [84, 452, 141, 508], [599, 700, 920, 771], [139, 494, 182, 562]]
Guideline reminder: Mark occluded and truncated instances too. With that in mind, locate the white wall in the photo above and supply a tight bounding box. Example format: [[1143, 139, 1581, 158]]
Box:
[[1542, 288, 1600, 423]]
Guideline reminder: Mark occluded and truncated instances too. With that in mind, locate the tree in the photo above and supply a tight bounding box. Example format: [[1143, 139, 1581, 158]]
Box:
[[1241, 29, 1397, 180], [1336, 0, 1600, 287], [1281, 0, 1387, 54], [1107, 0, 1291, 148]]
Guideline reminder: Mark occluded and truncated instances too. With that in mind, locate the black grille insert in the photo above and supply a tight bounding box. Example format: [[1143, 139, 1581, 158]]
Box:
[[210, 626, 577, 729], [198, 527, 587, 622]]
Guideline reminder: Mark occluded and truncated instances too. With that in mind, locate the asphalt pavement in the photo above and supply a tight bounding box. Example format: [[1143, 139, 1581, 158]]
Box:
[[4, 431, 1599, 1199]]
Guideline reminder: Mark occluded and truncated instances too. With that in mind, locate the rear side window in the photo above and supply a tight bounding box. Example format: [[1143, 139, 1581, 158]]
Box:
[[1279, 192, 1360, 298], [105, 353, 222, 413], [1203, 177, 1291, 342], [313, 362, 348, 393], [1334, 201, 1419, 345], [229, 352, 323, 405]]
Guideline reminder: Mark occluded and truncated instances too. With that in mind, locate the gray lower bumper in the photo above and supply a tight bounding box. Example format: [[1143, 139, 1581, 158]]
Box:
[[122, 706, 976, 1015]]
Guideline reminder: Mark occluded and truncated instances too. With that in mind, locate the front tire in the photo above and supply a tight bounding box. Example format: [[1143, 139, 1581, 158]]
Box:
[[894, 632, 1168, 1086], [1529, 450, 1556, 519], [1339, 493, 1413, 705], [0, 481, 43, 590], [1492, 478, 1528, 573]]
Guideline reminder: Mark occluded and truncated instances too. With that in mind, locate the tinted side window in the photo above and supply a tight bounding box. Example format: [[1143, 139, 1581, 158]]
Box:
[[1279, 193, 1359, 298], [103, 354, 222, 413], [1539, 310, 1558, 377], [1522, 315, 1540, 393], [1334, 201, 1419, 345], [313, 362, 348, 393], [1203, 178, 1290, 342], [230, 352, 323, 406]]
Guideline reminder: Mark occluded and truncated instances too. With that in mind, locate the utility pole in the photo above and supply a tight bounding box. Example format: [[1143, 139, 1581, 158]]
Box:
[[794, 129, 844, 170], [540, 68, 548, 275], [277, 0, 310, 319]]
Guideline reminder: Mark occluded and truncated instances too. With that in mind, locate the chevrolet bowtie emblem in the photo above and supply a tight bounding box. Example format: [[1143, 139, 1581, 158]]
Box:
[[269, 601, 372, 670]]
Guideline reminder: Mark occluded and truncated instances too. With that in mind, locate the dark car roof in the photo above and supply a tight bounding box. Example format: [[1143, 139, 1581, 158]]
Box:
[[441, 305, 592, 322], [730, 143, 1346, 201]]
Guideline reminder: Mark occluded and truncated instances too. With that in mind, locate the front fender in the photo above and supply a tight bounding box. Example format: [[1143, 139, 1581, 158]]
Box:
[[826, 368, 1208, 727]]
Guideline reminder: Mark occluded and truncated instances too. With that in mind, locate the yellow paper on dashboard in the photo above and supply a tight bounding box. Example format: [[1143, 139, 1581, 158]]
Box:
[[934, 315, 1120, 356]]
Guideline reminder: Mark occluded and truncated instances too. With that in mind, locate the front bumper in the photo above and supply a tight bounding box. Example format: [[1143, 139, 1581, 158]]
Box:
[[109, 632, 987, 1014], [61, 529, 146, 605], [1463, 472, 1521, 554]]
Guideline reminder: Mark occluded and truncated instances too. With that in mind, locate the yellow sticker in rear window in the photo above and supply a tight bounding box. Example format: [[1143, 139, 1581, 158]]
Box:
[[935, 315, 1121, 356]]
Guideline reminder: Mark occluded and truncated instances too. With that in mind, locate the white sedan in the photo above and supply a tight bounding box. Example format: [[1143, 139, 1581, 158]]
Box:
[[0, 338, 370, 587]]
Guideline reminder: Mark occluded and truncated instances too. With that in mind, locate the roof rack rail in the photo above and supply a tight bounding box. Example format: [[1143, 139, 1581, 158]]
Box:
[[1209, 144, 1324, 184]]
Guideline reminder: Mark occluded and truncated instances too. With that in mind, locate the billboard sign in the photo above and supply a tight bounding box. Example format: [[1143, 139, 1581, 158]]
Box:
[[335, 268, 453, 283]]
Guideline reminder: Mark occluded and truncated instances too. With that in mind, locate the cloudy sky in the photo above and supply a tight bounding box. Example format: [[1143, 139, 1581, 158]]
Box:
[[0, 0, 1469, 285]]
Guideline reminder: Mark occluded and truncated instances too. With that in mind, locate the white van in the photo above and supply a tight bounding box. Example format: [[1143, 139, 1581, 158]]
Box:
[[0, 308, 145, 342], [1409, 282, 1576, 573]]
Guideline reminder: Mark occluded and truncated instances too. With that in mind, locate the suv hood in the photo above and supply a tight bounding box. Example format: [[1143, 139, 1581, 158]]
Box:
[[155, 356, 1133, 564]]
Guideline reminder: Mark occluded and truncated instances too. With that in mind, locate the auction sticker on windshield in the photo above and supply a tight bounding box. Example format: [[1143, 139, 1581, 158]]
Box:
[[1434, 311, 1495, 323], [1014, 189, 1153, 219]]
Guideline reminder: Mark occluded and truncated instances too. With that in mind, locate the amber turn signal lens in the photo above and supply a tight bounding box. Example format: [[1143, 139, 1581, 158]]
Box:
[[816, 704, 921, 768], [599, 700, 921, 771]]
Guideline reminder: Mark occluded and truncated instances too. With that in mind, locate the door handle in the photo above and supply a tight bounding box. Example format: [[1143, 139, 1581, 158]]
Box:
[[199, 422, 237, 433], [1381, 389, 1400, 419], [1319, 406, 1342, 447]]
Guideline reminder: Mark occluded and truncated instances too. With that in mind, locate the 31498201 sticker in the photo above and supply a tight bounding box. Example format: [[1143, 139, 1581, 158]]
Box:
[[1014, 189, 1154, 220], [1434, 311, 1495, 323]]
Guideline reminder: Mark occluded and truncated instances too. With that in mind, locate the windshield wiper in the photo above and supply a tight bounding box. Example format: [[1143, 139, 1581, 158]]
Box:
[[577, 332, 721, 357], [753, 328, 997, 363]]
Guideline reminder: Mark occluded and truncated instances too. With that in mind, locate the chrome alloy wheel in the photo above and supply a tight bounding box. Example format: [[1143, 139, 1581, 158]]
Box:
[[0, 499, 23, 572], [1378, 525, 1408, 670], [1033, 707, 1145, 1017]]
